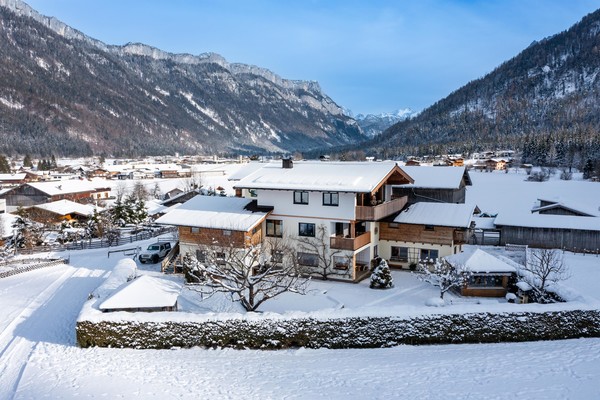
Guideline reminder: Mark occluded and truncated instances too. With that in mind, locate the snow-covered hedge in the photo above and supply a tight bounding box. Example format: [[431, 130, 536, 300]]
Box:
[[76, 309, 600, 349]]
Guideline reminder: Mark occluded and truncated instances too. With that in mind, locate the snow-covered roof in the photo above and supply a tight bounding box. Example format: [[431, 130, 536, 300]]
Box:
[[26, 180, 110, 196], [0, 173, 26, 181], [533, 197, 599, 217], [155, 196, 271, 231], [228, 162, 270, 181], [234, 161, 412, 193], [145, 199, 169, 216], [494, 212, 600, 231], [99, 275, 181, 311], [393, 203, 476, 228], [30, 199, 101, 217], [445, 248, 516, 273], [398, 166, 471, 189], [472, 216, 497, 230]]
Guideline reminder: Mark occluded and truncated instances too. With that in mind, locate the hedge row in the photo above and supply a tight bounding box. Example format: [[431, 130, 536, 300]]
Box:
[[76, 309, 600, 349]]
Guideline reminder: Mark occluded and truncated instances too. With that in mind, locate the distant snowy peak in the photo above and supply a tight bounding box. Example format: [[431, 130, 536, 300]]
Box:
[[354, 108, 417, 121], [354, 108, 418, 137]]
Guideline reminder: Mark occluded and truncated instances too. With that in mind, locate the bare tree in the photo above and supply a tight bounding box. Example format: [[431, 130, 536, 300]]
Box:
[[416, 259, 470, 299], [522, 248, 570, 300], [131, 181, 149, 201], [297, 224, 348, 280], [181, 171, 203, 192], [114, 181, 128, 202], [183, 238, 310, 312]]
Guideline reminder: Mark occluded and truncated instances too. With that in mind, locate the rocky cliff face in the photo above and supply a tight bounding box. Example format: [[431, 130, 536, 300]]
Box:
[[0, 0, 365, 156]]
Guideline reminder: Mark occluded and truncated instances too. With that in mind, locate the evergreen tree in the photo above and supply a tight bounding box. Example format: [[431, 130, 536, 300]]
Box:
[[23, 154, 33, 168], [134, 198, 148, 225], [0, 155, 10, 173], [370, 259, 394, 289], [583, 159, 595, 179]]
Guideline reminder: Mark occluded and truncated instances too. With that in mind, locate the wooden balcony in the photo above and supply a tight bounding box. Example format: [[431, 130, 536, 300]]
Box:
[[355, 196, 408, 221], [330, 231, 371, 251]]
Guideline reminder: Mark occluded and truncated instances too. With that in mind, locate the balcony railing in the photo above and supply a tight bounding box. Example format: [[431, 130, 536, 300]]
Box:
[[330, 231, 371, 251], [355, 196, 408, 221]]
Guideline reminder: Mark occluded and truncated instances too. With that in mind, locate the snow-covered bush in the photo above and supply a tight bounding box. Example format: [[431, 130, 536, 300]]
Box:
[[370, 258, 394, 289]]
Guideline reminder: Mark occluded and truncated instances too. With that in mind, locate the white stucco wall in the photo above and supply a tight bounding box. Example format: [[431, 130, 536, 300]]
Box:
[[257, 189, 356, 220]]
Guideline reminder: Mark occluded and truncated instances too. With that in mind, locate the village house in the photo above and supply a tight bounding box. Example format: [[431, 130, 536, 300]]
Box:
[[228, 160, 415, 281], [0, 180, 111, 212], [379, 202, 477, 269], [25, 199, 100, 225], [155, 195, 273, 260], [494, 199, 600, 252], [0, 172, 36, 187]]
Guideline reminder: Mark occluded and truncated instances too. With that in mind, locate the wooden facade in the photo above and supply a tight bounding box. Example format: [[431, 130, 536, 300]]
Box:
[[497, 225, 600, 252], [380, 222, 465, 246], [179, 225, 262, 248], [392, 186, 467, 205]]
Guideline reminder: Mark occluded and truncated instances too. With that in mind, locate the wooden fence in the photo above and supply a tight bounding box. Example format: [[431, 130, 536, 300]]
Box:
[[14, 226, 178, 255], [0, 257, 68, 279]]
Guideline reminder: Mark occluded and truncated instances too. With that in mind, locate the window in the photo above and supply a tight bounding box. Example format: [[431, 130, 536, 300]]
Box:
[[222, 230, 231, 236], [299, 222, 315, 237], [266, 219, 283, 237], [468, 275, 504, 288], [191, 227, 200, 233], [388, 223, 399, 229], [322, 192, 339, 206], [391, 246, 408, 262], [294, 191, 309, 205], [424, 225, 435, 231], [216, 252, 226, 265], [420, 249, 439, 261], [196, 250, 207, 263], [271, 250, 284, 264], [298, 252, 319, 267]]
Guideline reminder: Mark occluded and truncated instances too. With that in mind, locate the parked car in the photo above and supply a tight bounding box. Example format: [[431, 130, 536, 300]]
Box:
[[138, 242, 171, 264]]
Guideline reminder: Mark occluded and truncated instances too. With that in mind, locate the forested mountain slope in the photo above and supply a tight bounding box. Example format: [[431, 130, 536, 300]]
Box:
[[0, 0, 364, 157]]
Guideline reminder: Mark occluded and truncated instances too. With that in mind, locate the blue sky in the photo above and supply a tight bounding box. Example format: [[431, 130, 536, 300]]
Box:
[[27, 0, 600, 115]]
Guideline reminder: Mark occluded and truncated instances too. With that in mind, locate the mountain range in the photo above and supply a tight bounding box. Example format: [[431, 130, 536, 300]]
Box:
[[364, 8, 600, 166], [0, 0, 368, 157], [2, 0, 599, 166]]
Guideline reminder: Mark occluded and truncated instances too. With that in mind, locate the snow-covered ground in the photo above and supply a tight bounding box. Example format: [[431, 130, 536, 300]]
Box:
[[1, 167, 600, 398]]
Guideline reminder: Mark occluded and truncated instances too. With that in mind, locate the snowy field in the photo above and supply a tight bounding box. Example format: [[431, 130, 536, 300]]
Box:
[[1, 166, 600, 398]]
